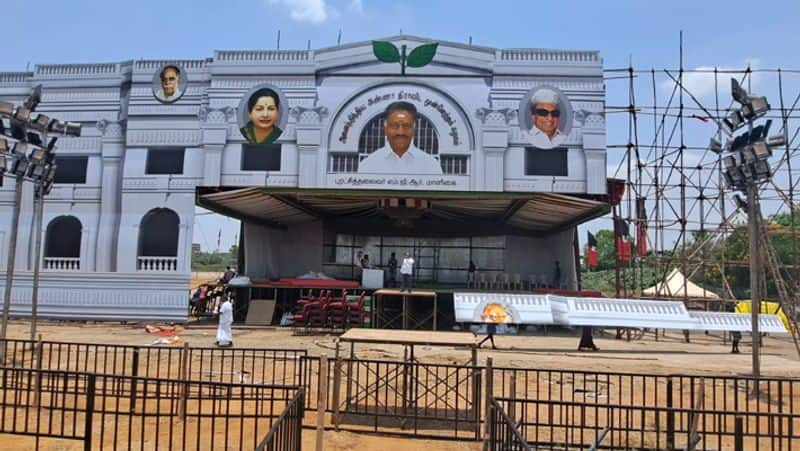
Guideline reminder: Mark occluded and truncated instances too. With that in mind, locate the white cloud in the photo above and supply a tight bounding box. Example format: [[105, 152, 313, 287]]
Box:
[[269, 0, 329, 24], [660, 58, 762, 103], [348, 0, 364, 14]]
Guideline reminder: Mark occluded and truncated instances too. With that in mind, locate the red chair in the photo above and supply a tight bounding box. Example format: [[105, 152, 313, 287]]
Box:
[[346, 291, 367, 327], [306, 290, 332, 328], [295, 289, 318, 311], [327, 289, 350, 329]]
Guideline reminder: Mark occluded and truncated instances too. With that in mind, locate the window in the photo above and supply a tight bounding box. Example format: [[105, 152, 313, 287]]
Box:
[[54, 156, 88, 184], [241, 143, 282, 171], [138, 208, 179, 257], [146, 148, 185, 175], [45, 216, 82, 258], [524, 147, 568, 176]]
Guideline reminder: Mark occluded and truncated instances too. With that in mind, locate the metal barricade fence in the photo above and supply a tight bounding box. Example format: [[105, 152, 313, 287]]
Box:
[[0, 366, 303, 451], [255, 388, 305, 451]]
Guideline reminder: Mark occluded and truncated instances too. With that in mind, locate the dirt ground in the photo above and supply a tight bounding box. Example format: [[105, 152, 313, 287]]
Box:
[[3, 319, 799, 450]]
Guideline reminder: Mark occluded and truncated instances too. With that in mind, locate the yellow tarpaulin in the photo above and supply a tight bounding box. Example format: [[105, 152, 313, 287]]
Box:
[[736, 300, 792, 331]]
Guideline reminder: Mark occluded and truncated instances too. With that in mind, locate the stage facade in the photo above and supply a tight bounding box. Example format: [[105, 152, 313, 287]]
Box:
[[0, 35, 608, 321]]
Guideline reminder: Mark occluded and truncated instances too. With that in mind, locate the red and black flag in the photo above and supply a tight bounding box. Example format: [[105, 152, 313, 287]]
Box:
[[586, 231, 599, 269], [614, 218, 631, 262], [636, 197, 648, 256]]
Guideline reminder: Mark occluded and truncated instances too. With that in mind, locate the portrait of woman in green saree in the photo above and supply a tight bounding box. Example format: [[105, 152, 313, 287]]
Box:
[[239, 87, 284, 145]]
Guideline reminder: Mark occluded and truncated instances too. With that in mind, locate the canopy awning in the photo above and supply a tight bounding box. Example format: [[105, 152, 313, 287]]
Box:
[[642, 269, 720, 299], [197, 187, 610, 236]]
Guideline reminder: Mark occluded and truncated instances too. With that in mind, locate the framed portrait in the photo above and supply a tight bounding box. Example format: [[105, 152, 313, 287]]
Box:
[[518, 85, 573, 149], [152, 64, 188, 104], [237, 83, 289, 146]]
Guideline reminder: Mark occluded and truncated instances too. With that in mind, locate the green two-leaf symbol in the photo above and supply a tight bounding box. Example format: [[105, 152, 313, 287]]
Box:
[[372, 41, 401, 63], [406, 42, 438, 68]]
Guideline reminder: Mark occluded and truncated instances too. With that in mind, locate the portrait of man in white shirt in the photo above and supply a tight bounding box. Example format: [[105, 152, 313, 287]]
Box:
[[528, 88, 567, 149], [154, 65, 184, 103], [358, 101, 443, 175]]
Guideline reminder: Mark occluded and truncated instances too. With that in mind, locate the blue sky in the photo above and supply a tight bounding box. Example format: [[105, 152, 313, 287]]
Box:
[[4, 0, 800, 252]]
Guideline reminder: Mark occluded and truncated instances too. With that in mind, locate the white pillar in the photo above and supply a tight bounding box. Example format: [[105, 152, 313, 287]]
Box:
[[94, 120, 125, 272]]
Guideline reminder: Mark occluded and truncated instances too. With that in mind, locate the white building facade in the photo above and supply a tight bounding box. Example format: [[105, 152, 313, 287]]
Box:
[[0, 36, 607, 322]]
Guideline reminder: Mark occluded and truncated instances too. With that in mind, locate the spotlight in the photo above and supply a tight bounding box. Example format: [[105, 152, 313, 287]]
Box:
[[46, 137, 58, 152], [731, 78, 749, 105], [0, 137, 7, 153], [723, 171, 734, 188], [733, 194, 748, 211], [48, 119, 81, 137], [11, 142, 29, 176], [0, 152, 6, 173], [709, 138, 723, 154], [723, 155, 738, 171], [28, 147, 47, 164], [740, 163, 754, 179]]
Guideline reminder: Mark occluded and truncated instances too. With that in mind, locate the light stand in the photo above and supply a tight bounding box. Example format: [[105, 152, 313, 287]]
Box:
[[717, 78, 785, 378], [0, 86, 80, 362]]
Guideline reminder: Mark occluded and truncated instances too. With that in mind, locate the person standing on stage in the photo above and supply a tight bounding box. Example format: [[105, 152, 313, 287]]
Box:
[[400, 251, 415, 293], [387, 252, 398, 287], [216, 297, 234, 347]]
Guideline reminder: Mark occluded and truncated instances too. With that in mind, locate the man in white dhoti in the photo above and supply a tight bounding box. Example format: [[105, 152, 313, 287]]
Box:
[[216, 298, 233, 347]]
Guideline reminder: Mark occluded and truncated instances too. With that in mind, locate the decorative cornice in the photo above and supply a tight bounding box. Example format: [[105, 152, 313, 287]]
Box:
[[475, 107, 515, 125], [214, 50, 312, 62], [491, 78, 604, 91], [131, 86, 205, 97], [210, 78, 315, 89], [290, 106, 329, 125], [54, 137, 102, 151], [498, 49, 600, 64], [127, 105, 200, 116], [0, 72, 32, 84], [134, 59, 209, 71], [42, 89, 121, 102], [127, 130, 201, 146], [35, 63, 123, 77]]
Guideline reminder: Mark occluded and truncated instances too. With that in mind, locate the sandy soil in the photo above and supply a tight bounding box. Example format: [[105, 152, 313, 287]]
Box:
[[3, 319, 798, 450]]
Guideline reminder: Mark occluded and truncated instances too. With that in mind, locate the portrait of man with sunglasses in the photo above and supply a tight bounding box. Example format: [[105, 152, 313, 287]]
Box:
[[529, 88, 567, 148]]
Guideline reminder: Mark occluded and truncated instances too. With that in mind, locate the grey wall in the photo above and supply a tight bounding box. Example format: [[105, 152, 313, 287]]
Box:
[[504, 228, 577, 289]]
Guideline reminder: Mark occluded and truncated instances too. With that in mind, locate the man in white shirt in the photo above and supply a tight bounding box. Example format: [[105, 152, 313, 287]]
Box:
[[216, 297, 233, 347], [400, 251, 415, 293], [358, 102, 442, 175], [528, 88, 566, 149]]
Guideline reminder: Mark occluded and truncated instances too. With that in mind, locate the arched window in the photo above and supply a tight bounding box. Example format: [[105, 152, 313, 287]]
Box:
[[138, 208, 179, 257], [357, 113, 439, 160], [45, 216, 82, 259]]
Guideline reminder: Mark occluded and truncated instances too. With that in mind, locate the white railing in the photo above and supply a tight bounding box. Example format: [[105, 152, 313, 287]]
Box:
[[137, 256, 178, 272], [43, 257, 81, 271]]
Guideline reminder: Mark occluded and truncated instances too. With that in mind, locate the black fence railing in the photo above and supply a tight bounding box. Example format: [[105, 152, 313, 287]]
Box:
[[493, 396, 799, 450], [255, 388, 305, 451], [490, 366, 799, 424], [486, 397, 531, 451], [0, 366, 303, 450], [0, 338, 306, 386], [2, 338, 800, 448]]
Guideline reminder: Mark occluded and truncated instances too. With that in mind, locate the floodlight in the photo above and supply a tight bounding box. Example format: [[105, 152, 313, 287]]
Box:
[[731, 78, 749, 105], [46, 137, 58, 152], [733, 194, 748, 211], [13, 106, 30, 123], [709, 138, 723, 154], [30, 113, 49, 131], [740, 162, 754, 179], [752, 141, 771, 160], [11, 142, 29, 176], [722, 110, 744, 134], [28, 147, 47, 164], [723, 155, 738, 171], [741, 146, 756, 164], [27, 131, 42, 147], [23, 85, 42, 111], [767, 134, 786, 147], [753, 160, 770, 178], [26, 155, 47, 179], [48, 119, 81, 137], [742, 96, 770, 120], [0, 101, 13, 117], [0, 137, 7, 153], [0, 152, 6, 173], [10, 123, 25, 140]]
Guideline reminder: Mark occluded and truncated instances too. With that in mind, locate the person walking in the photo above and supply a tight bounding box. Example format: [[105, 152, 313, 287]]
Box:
[[400, 252, 415, 293]]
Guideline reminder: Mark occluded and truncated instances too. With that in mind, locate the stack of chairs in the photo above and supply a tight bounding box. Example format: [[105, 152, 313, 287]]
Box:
[[326, 289, 351, 329], [292, 289, 331, 329]]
